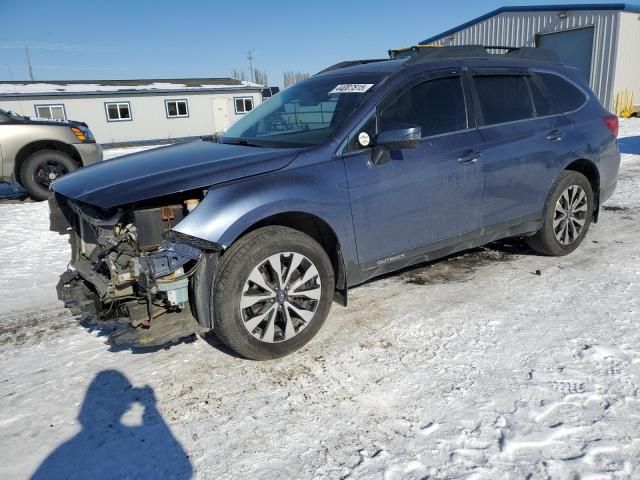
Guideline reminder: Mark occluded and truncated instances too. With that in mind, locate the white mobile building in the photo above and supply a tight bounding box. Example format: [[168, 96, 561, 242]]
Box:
[[0, 78, 263, 145], [419, 3, 640, 111]]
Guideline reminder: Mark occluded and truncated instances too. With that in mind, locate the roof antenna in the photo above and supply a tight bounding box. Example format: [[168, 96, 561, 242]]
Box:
[[5, 64, 26, 116]]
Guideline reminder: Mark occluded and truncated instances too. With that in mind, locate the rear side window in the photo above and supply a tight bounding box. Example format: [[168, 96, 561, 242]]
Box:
[[474, 75, 534, 125], [380, 76, 467, 137], [528, 78, 556, 117], [535, 72, 587, 113]]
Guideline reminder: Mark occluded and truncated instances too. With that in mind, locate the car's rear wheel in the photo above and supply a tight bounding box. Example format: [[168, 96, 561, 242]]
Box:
[[212, 226, 334, 360], [20, 149, 77, 201], [528, 171, 594, 256]]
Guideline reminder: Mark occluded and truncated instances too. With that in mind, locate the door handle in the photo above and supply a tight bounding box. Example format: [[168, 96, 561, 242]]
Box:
[[457, 150, 481, 164], [547, 130, 563, 142]]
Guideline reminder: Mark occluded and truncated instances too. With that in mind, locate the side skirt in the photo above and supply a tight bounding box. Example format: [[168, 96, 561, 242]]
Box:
[[354, 215, 542, 285]]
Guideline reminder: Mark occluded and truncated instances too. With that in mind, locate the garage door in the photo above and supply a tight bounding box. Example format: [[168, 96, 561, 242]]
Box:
[[536, 27, 594, 81]]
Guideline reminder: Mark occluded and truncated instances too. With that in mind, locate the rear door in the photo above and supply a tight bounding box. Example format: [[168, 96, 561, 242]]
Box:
[[343, 71, 486, 265], [470, 70, 574, 227]]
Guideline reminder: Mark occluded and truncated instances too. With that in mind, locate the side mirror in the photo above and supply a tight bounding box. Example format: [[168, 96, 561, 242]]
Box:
[[376, 126, 421, 150]]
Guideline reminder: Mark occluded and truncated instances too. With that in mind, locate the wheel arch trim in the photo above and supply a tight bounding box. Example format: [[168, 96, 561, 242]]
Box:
[[561, 158, 601, 221]]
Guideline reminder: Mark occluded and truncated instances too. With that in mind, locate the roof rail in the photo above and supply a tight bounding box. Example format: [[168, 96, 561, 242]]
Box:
[[483, 45, 520, 52], [388, 44, 442, 60], [403, 45, 560, 65], [316, 59, 388, 75], [404, 45, 488, 64]]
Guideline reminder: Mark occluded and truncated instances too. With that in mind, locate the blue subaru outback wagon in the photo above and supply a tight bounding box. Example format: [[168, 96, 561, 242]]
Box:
[[50, 46, 620, 359]]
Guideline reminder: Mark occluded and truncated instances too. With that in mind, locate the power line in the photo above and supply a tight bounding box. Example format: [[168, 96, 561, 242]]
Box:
[[0, 42, 89, 51]]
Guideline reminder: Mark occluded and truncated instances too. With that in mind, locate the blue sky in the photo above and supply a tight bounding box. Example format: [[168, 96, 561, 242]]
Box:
[[0, 0, 620, 86]]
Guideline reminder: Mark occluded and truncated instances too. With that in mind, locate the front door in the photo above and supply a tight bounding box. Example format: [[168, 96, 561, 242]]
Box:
[[212, 98, 229, 134], [344, 73, 485, 265]]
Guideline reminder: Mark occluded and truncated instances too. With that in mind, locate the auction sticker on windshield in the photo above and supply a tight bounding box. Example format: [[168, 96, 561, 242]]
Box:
[[329, 84, 374, 94]]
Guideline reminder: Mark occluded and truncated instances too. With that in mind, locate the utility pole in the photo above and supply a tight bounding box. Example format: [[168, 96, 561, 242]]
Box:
[[246, 49, 255, 83], [24, 45, 34, 81]]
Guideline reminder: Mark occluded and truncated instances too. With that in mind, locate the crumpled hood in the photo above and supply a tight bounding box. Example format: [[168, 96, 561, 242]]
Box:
[[52, 141, 298, 208]]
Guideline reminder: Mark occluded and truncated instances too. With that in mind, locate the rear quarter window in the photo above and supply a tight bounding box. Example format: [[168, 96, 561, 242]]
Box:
[[535, 72, 587, 113], [474, 75, 534, 125]]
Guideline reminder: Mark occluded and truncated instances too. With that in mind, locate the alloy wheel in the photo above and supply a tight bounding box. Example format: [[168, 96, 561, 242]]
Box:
[[553, 184, 588, 245], [240, 252, 322, 343]]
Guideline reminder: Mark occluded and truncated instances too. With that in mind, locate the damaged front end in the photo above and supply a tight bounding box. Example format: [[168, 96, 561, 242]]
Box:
[[49, 193, 219, 347]]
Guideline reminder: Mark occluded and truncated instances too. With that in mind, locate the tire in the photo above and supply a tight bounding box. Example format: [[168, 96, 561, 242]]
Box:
[[212, 226, 335, 360], [20, 149, 78, 201], [528, 171, 594, 256]]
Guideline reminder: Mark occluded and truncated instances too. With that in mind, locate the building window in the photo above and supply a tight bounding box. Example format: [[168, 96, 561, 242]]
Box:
[[105, 102, 132, 122], [165, 99, 189, 118], [34, 104, 66, 120], [234, 97, 254, 114]]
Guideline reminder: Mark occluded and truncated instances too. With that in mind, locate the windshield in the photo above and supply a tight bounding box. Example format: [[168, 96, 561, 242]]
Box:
[[222, 72, 385, 148]]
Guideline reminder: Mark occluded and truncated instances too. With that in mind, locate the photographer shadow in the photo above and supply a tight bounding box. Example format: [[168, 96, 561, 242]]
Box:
[[31, 370, 192, 480]]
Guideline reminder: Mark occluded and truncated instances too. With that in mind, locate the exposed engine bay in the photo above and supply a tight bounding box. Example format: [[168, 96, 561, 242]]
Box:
[[49, 193, 219, 347]]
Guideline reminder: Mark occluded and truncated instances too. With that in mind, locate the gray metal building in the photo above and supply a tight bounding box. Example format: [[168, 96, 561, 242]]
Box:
[[420, 3, 640, 111]]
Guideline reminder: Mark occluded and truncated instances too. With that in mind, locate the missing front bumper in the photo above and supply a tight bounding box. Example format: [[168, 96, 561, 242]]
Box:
[[56, 250, 220, 348]]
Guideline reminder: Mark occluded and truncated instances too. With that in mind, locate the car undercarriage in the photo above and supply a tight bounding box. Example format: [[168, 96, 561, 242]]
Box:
[[49, 193, 218, 347]]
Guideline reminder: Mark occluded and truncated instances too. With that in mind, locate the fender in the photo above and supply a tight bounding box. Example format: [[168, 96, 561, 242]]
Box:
[[173, 157, 361, 286]]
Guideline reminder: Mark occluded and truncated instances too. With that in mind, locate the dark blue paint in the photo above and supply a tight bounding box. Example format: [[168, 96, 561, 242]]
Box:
[[0, 182, 28, 200], [478, 113, 575, 226], [51, 141, 299, 207], [618, 135, 640, 155], [53, 55, 620, 288], [344, 128, 486, 263]]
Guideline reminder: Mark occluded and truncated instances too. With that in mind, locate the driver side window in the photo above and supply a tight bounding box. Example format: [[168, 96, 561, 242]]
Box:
[[379, 76, 468, 137]]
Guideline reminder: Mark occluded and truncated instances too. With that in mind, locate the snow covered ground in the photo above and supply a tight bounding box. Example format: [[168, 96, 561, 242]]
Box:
[[0, 121, 639, 479]]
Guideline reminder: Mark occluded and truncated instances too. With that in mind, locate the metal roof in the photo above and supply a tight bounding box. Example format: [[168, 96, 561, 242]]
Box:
[[420, 3, 640, 44]]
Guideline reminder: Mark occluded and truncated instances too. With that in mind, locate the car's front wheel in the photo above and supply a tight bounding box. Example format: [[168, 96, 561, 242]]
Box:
[[20, 149, 77, 201], [212, 226, 335, 360], [528, 170, 594, 256]]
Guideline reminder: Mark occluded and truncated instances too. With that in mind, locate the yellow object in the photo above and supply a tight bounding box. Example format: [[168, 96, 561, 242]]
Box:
[[615, 89, 635, 118], [71, 127, 86, 142]]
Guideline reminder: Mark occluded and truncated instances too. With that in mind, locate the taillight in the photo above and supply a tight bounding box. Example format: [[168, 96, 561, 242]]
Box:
[[603, 114, 619, 138]]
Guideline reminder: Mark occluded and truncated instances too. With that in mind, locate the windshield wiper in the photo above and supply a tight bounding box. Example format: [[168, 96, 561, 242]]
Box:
[[222, 139, 265, 148]]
